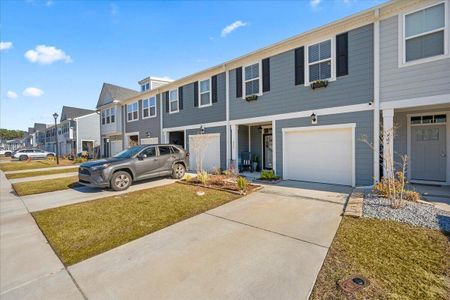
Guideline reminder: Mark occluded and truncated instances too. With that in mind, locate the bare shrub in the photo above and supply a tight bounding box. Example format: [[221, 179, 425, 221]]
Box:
[[197, 171, 209, 185]]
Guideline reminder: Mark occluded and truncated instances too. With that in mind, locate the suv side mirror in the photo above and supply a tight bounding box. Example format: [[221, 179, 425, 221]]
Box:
[[137, 153, 147, 160]]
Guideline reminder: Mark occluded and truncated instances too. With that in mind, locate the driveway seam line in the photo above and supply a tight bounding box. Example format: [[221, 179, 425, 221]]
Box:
[[259, 190, 346, 206], [204, 212, 329, 249]]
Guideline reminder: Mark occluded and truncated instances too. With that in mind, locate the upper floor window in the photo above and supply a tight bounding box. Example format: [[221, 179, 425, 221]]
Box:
[[169, 89, 179, 113], [101, 110, 106, 125], [106, 108, 111, 124], [141, 83, 150, 92], [127, 102, 139, 122], [143, 96, 156, 118], [307, 39, 333, 82], [244, 63, 261, 97], [110, 107, 116, 123], [199, 79, 211, 107], [402, 2, 447, 65]]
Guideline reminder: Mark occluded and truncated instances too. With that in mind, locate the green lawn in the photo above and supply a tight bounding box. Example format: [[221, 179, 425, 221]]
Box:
[[13, 176, 79, 196], [310, 217, 450, 300], [0, 159, 76, 172], [33, 183, 241, 265], [6, 167, 79, 179]]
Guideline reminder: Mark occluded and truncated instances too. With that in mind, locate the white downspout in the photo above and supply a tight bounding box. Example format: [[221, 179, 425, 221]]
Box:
[[225, 63, 230, 169], [373, 8, 381, 183]]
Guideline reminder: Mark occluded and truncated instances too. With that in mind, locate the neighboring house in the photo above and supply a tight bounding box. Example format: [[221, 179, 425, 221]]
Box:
[[96, 83, 140, 157], [73, 111, 101, 155], [24, 123, 47, 149], [379, 0, 450, 186], [5, 138, 25, 151], [99, 0, 449, 187]]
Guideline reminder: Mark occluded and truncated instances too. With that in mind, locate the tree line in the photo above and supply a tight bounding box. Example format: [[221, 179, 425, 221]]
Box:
[[0, 129, 26, 140]]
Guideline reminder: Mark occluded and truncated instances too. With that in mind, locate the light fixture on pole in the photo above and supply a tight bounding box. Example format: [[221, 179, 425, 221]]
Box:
[[53, 113, 60, 165]]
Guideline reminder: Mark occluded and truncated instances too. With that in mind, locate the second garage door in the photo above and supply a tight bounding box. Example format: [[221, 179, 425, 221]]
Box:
[[283, 125, 354, 186], [189, 133, 221, 172]]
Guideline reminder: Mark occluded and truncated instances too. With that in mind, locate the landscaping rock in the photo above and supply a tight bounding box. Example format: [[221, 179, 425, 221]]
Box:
[[363, 195, 450, 232]]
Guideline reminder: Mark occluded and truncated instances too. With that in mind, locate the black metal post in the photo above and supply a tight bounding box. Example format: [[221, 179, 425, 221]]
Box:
[[53, 113, 60, 165]]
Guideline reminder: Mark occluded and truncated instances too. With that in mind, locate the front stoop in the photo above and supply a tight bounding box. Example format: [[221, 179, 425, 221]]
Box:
[[343, 188, 364, 218]]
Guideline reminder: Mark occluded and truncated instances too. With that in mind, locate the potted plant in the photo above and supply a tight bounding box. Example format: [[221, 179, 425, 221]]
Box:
[[310, 80, 328, 90], [252, 155, 259, 172]]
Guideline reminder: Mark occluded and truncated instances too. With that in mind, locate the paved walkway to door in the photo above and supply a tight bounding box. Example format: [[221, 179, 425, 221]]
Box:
[[69, 181, 351, 300]]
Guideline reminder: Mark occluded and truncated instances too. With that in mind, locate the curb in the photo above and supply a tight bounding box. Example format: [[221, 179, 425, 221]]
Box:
[[343, 188, 364, 218]]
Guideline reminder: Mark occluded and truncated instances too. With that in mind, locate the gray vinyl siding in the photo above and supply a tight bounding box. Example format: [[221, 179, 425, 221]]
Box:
[[380, 15, 450, 102], [275, 110, 374, 186], [125, 94, 162, 143], [238, 125, 249, 154], [163, 73, 226, 128], [185, 126, 227, 170], [229, 24, 374, 120], [250, 126, 262, 165]]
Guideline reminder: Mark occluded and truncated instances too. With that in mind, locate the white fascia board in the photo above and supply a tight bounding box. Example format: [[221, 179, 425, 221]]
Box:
[[380, 94, 450, 110]]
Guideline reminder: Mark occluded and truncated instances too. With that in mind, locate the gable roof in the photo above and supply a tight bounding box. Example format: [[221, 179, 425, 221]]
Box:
[[60, 106, 96, 122], [96, 83, 140, 109]]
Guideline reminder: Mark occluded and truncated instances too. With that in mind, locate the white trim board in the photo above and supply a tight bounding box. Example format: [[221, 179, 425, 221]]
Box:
[[281, 123, 356, 187], [230, 103, 373, 125], [163, 121, 227, 133], [406, 110, 450, 185], [380, 94, 450, 110]]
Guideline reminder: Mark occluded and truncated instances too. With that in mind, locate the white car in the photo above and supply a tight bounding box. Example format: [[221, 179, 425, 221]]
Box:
[[0, 148, 12, 157], [13, 149, 56, 161]]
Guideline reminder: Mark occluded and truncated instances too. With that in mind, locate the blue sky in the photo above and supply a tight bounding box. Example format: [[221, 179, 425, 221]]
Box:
[[1, 0, 385, 130]]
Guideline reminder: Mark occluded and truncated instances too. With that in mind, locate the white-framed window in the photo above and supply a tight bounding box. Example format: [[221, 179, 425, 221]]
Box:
[[401, 2, 448, 66], [143, 96, 156, 118], [106, 108, 111, 124], [141, 83, 150, 92], [127, 102, 139, 122], [169, 89, 179, 113], [243, 62, 261, 97], [306, 38, 335, 84], [110, 107, 116, 123], [101, 110, 106, 125], [199, 78, 212, 107]]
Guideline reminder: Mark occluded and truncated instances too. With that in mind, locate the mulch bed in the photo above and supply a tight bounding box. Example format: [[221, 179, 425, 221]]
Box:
[[179, 174, 262, 195]]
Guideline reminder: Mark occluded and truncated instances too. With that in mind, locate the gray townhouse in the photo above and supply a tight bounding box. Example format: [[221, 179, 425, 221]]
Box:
[[99, 0, 449, 188], [24, 123, 46, 148]]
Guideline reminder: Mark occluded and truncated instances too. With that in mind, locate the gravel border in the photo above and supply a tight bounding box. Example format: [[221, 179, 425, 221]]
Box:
[[363, 194, 450, 232]]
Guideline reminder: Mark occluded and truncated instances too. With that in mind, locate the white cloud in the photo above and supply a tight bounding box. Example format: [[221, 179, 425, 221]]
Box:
[[23, 87, 44, 97], [7, 91, 18, 99], [221, 20, 248, 37], [310, 0, 321, 8], [0, 41, 13, 51], [25, 45, 72, 64]]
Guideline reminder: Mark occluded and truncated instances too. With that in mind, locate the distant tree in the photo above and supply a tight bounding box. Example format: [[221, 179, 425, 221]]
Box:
[[0, 129, 26, 140]]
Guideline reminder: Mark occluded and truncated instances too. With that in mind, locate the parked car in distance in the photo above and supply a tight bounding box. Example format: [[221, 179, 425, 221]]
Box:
[[78, 144, 188, 191], [0, 148, 12, 157], [12, 149, 56, 161]]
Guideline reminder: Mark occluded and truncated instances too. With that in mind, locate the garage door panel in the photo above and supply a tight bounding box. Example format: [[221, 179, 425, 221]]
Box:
[[283, 127, 353, 186], [189, 134, 221, 172]]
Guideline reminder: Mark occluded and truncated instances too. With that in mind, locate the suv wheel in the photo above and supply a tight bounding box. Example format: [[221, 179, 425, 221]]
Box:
[[19, 155, 28, 161], [110, 171, 132, 191], [172, 163, 186, 179]]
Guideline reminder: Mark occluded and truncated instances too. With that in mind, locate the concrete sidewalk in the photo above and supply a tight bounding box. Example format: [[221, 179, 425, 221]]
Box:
[[0, 172, 83, 299], [9, 172, 78, 184], [21, 178, 176, 212]]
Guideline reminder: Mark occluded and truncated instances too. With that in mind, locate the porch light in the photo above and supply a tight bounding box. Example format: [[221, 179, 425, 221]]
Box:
[[145, 131, 151, 138], [200, 125, 205, 134], [311, 113, 318, 125]]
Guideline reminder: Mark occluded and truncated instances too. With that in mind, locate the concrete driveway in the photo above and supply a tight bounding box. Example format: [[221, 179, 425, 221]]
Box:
[[69, 181, 351, 300]]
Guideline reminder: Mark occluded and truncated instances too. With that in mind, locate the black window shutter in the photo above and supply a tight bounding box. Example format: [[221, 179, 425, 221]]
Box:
[[336, 32, 348, 77], [194, 81, 199, 107], [178, 86, 183, 110], [236, 67, 242, 98], [164, 91, 169, 113], [262, 58, 270, 92], [211, 75, 218, 103], [294, 47, 305, 85]]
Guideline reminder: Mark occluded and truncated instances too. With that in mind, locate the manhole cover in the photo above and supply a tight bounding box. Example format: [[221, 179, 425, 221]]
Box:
[[339, 275, 369, 293]]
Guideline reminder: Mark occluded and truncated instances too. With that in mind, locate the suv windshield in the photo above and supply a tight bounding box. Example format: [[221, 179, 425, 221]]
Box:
[[113, 147, 143, 159]]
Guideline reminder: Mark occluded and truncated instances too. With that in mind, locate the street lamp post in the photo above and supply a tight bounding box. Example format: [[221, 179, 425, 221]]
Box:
[[53, 113, 60, 165]]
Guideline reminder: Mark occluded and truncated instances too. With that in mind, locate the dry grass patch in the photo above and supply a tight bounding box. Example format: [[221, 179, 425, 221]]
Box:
[[0, 159, 75, 172], [33, 183, 241, 265], [13, 176, 79, 196], [6, 167, 78, 179], [310, 217, 450, 300]]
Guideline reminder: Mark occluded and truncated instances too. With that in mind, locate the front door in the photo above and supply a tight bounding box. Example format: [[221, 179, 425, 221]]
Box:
[[263, 134, 273, 170], [411, 125, 446, 182]]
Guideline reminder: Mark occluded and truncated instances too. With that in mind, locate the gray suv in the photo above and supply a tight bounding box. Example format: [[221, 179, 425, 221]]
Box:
[[78, 144, 188, 191]]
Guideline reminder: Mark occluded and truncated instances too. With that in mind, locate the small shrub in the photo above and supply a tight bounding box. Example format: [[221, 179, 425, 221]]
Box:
[[47, 155, 55, 161], [260, 169, 279, 180], [211, 167, 222, 176], [373, 171, 419, 203], [197, 171, 209, 185], [184, 174, 192, 182], [223, 166, 237, 178], [403, 190, 421, 202], [74, 157, 87, 164], [236, 176, 249, 193]]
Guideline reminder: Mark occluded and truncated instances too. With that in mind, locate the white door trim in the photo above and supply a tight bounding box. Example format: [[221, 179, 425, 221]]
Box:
[[282, 123, 356, 187], [406, 111, 450, 185], [125, 131, 140, 148]]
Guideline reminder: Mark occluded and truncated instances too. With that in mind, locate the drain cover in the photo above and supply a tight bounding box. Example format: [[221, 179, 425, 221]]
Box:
[[339, 275, 369, 293]]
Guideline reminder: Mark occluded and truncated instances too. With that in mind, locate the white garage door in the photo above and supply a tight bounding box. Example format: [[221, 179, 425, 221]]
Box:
[[283, 126, 354, 186], [110, 140, 122, 157], [189, 133, 221, 172]]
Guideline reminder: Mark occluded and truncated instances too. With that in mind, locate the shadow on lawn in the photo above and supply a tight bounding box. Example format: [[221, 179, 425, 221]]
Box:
[[68, 176, 171, 194], [436, 214, 450, 236]]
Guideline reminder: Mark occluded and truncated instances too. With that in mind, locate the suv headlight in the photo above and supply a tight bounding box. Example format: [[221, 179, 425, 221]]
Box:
[[90, 163, 111, 171]]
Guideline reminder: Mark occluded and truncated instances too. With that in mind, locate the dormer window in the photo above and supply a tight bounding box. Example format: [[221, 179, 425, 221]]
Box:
[[141, 83, 150, 92]]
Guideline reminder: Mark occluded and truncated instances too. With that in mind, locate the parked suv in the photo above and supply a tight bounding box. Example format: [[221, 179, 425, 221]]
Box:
[[78, 144, 188, 191], [12, 149, 56, 161]]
